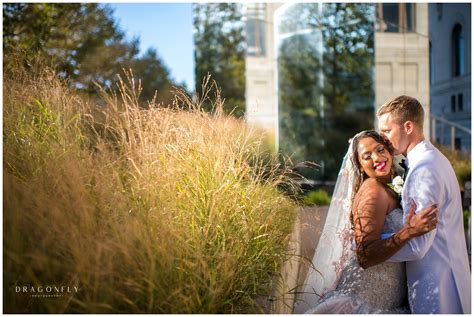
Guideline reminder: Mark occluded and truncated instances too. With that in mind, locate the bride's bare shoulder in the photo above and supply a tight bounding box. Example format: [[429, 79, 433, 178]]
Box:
[[359, 178, 384, 191], [354, 178, 387, 202], [353, 178, 392, 215]]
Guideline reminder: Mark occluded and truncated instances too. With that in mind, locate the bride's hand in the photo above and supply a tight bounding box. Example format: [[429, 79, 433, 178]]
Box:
[[405, 201, 438, 238]]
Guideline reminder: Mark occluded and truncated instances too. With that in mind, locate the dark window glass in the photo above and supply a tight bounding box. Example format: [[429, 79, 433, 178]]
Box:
[[246, 4, 266, 57], [405, 4, 413, 31], [455, 137, 461, 150], [451, 95, 456, 112], [429, 41, 434, 84], [458, 93, 463, 111], [381, 4, 399, 32], [437, 3, 443, 20], [377, 3, 415, 33], [453, 24, 465, 76]]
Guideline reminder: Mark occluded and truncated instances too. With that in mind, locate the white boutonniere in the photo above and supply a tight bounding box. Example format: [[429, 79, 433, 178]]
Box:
[[388, 176, 404, 196]]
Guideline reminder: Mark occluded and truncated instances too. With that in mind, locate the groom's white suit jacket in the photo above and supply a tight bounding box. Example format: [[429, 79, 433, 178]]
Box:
[[388, 140, 471, 314]]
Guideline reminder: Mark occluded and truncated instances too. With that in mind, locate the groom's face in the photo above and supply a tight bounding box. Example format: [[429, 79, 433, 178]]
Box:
[[378, 113, 409, 156]]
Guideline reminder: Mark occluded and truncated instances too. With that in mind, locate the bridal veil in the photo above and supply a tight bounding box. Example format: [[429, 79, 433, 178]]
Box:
[[293, 141, 356, 313]]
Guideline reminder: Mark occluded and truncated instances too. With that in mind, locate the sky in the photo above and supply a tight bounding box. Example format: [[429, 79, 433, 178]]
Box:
[[110, 3, 195, 90]]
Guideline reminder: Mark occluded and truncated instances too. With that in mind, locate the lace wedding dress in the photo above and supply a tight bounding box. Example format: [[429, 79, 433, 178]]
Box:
[[293, 138, 410, 314], [305, 208, 410, 314]]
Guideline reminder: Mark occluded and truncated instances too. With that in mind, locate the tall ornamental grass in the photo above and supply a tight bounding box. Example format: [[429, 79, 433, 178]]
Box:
[[435, 142, 471, 190], [3, 57, 298, 313]]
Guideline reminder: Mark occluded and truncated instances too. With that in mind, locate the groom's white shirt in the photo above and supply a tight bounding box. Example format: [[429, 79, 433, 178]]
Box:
[[388, 140, 471, 314]]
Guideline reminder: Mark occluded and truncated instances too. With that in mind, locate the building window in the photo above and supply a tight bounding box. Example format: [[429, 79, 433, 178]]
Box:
[[451, 95, 456, 112], [458, 93, 463, 111], [376, 3, 416, 33], [246, 3, 266, 57], [437, 3, 443, 21], [429, 41, 434, 84], [455, 137, 461, 150], [452, 24, 465, 77]]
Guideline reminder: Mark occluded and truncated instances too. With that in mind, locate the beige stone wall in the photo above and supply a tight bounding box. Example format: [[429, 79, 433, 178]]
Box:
[[375, 3, 430, 137], [245, 4, 282, 143]]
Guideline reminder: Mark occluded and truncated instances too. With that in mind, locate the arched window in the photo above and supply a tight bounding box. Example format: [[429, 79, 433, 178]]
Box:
[[452, 24, 465, 77]]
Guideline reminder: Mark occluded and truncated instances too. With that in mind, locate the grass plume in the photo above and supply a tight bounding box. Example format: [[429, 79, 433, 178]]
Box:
[[3, 57, 298, 313]]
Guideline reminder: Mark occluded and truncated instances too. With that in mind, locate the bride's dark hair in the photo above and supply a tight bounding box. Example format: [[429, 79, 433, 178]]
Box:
[[349, 130, 394, 228]]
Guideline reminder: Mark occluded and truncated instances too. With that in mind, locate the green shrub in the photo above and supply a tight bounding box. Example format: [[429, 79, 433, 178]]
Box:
[[303, 189, 332, 206], [464, 209, 470, 231], [436, 143, 471, 190], [456, 163, 471, 188]]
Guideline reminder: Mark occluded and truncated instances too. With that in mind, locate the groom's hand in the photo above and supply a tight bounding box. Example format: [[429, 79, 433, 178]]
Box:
[[405, 201, 438, 238]]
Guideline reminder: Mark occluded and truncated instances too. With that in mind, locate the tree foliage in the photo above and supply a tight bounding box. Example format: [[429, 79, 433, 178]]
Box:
[[131, 48, 176, 106], [3, 3, 179, 104], [193, 3, 246, 117], [278, 3, 374, 181]]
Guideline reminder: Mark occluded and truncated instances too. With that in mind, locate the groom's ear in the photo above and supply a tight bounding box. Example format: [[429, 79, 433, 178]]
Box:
[[403, 121, 414, 135]]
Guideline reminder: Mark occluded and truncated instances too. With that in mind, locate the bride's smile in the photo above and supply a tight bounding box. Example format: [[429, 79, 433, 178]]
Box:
[[357, 137, 393, 178], [374, 160, 387, 171]]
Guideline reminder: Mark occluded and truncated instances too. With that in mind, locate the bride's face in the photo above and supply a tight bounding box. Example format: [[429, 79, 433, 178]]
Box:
[[357, 137, 393, 179]]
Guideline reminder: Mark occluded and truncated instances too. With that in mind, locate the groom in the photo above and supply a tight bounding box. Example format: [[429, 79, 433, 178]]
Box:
[[377, 95, 471, 314]]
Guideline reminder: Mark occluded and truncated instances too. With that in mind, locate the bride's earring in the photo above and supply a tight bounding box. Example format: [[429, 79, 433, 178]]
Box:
[[359, 169, 364, 183]]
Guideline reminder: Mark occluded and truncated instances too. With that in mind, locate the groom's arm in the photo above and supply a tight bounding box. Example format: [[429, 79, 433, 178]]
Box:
[[353, 179, 428, 269], [387, 164, 440, 262]]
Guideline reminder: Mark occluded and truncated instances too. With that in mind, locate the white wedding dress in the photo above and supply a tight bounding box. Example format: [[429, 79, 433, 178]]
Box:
[[305, 208, 410, 314], [293, 140, 410, 314]]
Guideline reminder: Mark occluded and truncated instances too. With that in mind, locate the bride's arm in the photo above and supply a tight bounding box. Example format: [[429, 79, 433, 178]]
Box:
[[353, 179, 437, 269]]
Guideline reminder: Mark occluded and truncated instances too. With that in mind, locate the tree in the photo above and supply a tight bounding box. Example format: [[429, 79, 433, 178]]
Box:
[[3, 3, 180, 104], [130, 48, 176, 106], [318, 3, 375, 181], [193, 3, 246, 116], [277, 3, 374, 181]]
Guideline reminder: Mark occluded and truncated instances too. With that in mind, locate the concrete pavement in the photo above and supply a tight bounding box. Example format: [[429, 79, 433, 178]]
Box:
[[269, 205, 329, 314]]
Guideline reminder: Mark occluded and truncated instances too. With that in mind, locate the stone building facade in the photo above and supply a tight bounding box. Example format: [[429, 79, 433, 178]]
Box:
[[429, 3, 471, 152], [245, 3, 433, 150]]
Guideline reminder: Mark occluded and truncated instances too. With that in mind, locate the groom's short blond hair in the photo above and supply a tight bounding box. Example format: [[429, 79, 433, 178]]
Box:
[[377, 95, 424, 129]]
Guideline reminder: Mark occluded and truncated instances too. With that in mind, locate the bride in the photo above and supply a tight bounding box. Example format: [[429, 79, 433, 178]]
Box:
[[293, 130, 438, 314]]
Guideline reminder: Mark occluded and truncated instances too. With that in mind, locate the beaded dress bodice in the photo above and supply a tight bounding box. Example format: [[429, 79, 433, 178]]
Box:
[[305, 208, 410, 314]]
